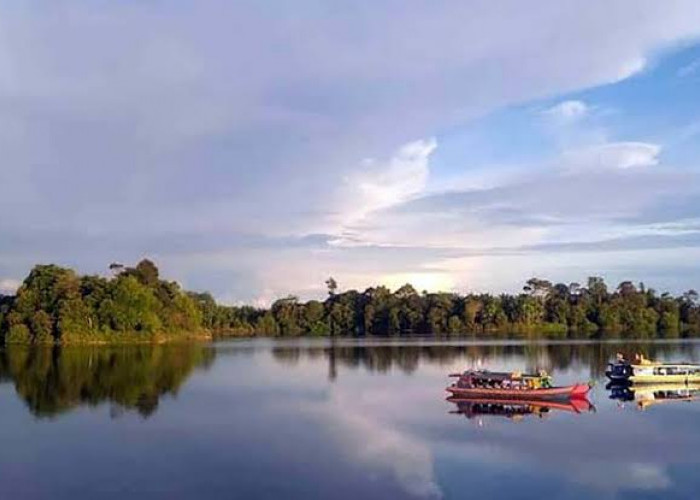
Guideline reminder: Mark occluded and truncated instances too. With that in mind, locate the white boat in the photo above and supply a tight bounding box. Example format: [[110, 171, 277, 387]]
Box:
[[606, 354, 700, 384]]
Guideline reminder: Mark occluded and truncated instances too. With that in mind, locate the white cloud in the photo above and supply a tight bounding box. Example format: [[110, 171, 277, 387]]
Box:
[[327, 140, 666, 251], [0, 278, 20, 294], [356, 138, 436, 212], [333, 138, 437, 236], [1, 2, 700, 300], [678, 58, 700, 77], [563, 142, 661, 169], [614, 55, 648, 82], [544, 100, 589, 121]]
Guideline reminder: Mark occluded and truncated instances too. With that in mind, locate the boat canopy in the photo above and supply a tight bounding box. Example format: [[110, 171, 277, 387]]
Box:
[[462, 370, 543, 382]]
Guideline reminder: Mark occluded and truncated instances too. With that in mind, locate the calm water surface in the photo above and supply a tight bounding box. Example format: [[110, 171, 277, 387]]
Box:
[[1, 339, 699, 499]]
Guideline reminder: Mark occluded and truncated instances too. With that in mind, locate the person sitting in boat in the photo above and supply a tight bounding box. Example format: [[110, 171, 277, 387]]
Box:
[[539, 370, 553, 388], [634, 353, 651, 365]]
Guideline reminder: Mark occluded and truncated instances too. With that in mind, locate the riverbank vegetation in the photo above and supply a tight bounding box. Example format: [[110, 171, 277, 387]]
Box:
[[0, 260, 208, 344], [1, 261, 700, 343], [206, 276, 699, 339]]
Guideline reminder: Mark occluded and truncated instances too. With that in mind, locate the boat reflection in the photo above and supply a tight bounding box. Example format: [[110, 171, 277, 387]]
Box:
[[607, 382, 700, 410], [447, 396, 595, 422]]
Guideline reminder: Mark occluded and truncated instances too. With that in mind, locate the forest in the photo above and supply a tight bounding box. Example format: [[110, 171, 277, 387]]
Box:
[[1, 260, 700, 344], [0, 260, 205, 344]]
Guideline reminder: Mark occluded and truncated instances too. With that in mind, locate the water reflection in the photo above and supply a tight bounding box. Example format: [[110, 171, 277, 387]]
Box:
[[608, 382, 700, 410], [447, 396, 595, 422], [0, 344, 215, 418], [271, 339, 699, 381], [1, 339, 700, 499], [3, 340, 699, 419], [276, 339, 700, 498]]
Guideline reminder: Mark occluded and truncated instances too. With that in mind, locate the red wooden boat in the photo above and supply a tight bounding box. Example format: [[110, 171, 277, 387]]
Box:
[[446, 369, 591, 401], [446, 383, 591, 400]]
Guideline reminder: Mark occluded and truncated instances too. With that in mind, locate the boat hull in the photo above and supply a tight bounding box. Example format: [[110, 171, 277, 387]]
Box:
[[630, 373, 700, 384], [446, 383, 590, 401], [606, 361, 700, 384], [629, 364, 700, 384], [605, 371, 632, 382]]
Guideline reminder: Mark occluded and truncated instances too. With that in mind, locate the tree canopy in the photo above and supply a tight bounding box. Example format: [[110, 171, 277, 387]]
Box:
[[1, 263, 700, 343], [0, 260, 205, 344]]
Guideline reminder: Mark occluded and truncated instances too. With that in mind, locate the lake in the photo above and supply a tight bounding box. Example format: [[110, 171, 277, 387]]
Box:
[[1, 338, 699, 499]]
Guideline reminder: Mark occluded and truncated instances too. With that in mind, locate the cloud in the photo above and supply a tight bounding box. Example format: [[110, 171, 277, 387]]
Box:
[[332, 138, 437, 243], [343, 155, 685, 250], [1, 2, 700, 300], [0, 279, 20, 294], [311, 128, 700, 294], [562, 142, 661, 170], [347, 139, 436, 218], [544, 100, 589, 121], [678, 58, 700, 77]]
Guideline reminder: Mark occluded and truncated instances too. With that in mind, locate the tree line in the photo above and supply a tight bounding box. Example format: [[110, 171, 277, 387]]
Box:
[[223, 276, 699, 339], [1, 260, 700, 343], [0, 260, 204, 344]]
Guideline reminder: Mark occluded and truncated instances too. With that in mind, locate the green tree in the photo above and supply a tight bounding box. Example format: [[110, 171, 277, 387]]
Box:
[[325, 277, 338, 297], [101, 276, 162, 335]]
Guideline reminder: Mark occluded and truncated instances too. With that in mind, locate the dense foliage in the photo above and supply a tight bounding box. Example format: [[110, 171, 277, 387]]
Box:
[[0, 260, 205, 344], [232, 277, 699, 339], [2, 262, 700, 343], [194, 276, 700, 339]]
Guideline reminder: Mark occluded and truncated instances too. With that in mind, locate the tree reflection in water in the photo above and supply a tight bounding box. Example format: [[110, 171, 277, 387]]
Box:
[[2, 339, 696, 418], [0, 344, 215, 418], [271, 340, 698, 381]]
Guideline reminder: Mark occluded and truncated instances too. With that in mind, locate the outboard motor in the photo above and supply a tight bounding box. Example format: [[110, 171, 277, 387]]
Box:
[[605, 362, 633, 381]]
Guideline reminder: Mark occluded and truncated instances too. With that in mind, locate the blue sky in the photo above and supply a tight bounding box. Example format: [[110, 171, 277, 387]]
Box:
[[1, 1, 700, 303]]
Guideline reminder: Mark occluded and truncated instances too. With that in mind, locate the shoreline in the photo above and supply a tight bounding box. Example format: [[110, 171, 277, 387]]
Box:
[[3, 332, 213, 346], [6, 333, 698, 348]]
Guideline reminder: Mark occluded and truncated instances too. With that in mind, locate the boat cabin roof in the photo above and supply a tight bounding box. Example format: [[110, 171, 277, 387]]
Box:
[[631, 354, 699, 368], [463, 370, 542, 381], [631, 362, 699, 368]]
